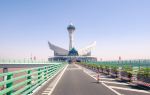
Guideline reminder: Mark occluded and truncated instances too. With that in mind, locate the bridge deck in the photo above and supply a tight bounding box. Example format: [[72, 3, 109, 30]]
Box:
[[33, 64, 150, 95], [51, 64, 116, 95]]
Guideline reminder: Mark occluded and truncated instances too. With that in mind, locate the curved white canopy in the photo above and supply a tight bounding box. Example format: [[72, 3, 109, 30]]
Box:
[[48, 42, 69, 56], [78, 41, 96, 56]]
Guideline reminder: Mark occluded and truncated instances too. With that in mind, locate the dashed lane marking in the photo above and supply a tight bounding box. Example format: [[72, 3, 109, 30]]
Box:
[[46, 87, 52, 89], [43, 91, 50, 93], [97, 78, 116, 81], [45, 88, 51, 90], [101, 81, 130, 85], [42, 93, 48, 95], [45, 90, 51, 91], [66, 68, 80, 70]]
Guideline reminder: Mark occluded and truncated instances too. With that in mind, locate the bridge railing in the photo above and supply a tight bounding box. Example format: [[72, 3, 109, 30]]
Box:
[[0, 59, 52, 64], [0, 63, 66, 95], [91, 59, 150, 67]]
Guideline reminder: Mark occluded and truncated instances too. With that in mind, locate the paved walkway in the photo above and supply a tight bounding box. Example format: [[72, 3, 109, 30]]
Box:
[[51, 64, 116, 95], [76, 64, 150, 95], [33, 64, 150, 95]]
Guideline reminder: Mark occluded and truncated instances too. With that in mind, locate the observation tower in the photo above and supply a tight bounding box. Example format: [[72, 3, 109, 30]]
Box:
[[67, 23, 75, 50], [48, 23, 97, 62]]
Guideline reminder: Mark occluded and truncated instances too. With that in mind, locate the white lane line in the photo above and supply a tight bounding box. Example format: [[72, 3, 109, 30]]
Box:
[[42, 93, 49, 94], [31, 64, 67, 95], [110, 86, 150, 94], [67, 68, 80, 70], [101, 81, 129, 85], [98, 78, 116, 81], [48, 64, 68, 95], [43, 91, 50, 93], [45, 90, 51, 91], [45, 88, 51, 90], [85, 72, 121, 95], [42, 93, 48, 95], [76, 64, 122, 95], [46, 87, 52, 89], [46, 88, 51, 89], [101, 82, 122, 95]]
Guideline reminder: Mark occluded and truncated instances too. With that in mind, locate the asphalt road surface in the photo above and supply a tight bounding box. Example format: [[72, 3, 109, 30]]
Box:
[[52, 64, 116, 95]]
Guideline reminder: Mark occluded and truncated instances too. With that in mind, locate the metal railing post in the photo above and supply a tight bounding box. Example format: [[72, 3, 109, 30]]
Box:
[[3, 68, 8, 90], [38, 68, 42, 83], [27, 70, 32, 85], [6, 74, 13, 95], [44, 67, 47, 80]]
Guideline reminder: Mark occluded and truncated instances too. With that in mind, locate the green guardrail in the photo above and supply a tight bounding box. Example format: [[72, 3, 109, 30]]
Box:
[[0, 59, 62, 64], [0, 63, 66, 95], [77, 60, 150, 84], [84, 60, 150, 74], [90, 59, 150, 67]]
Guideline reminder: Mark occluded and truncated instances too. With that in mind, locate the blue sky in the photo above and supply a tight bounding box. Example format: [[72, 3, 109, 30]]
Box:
[[0, 0, 150, 60]]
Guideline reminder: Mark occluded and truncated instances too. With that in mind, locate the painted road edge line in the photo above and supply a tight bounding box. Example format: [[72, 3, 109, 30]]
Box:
[[101, 82, 122, 95], [76, 64, 122, 95], [84, 71, 122, 95], [31, 64, 67, 95], [48, 64, 68, 95]]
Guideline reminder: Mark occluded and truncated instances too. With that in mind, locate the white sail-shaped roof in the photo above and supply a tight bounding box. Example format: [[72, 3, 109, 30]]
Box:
[[78, 41, 96, 56], [48, 42, 69, 56]]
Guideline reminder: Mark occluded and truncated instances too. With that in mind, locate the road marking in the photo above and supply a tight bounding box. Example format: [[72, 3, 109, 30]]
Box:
[[46, 88, 51, 89], [67, 68, 80, 70], [101, 81, 130, 85], [76, 64, 150, 95], [97, 78, 116, 81], [110, 86, 150, 94], [42, 93, 48, 95], [45, 88, 51, 91], [76, 64, 122, 95], [84, 71, 122, 95], [31, 64, 67, 95], [101, 82, 122, 95], [43, 91, 50, 93], [45, 90, 51, 91], [48, 64, 68, 95], [46, 87, 52, 89]]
